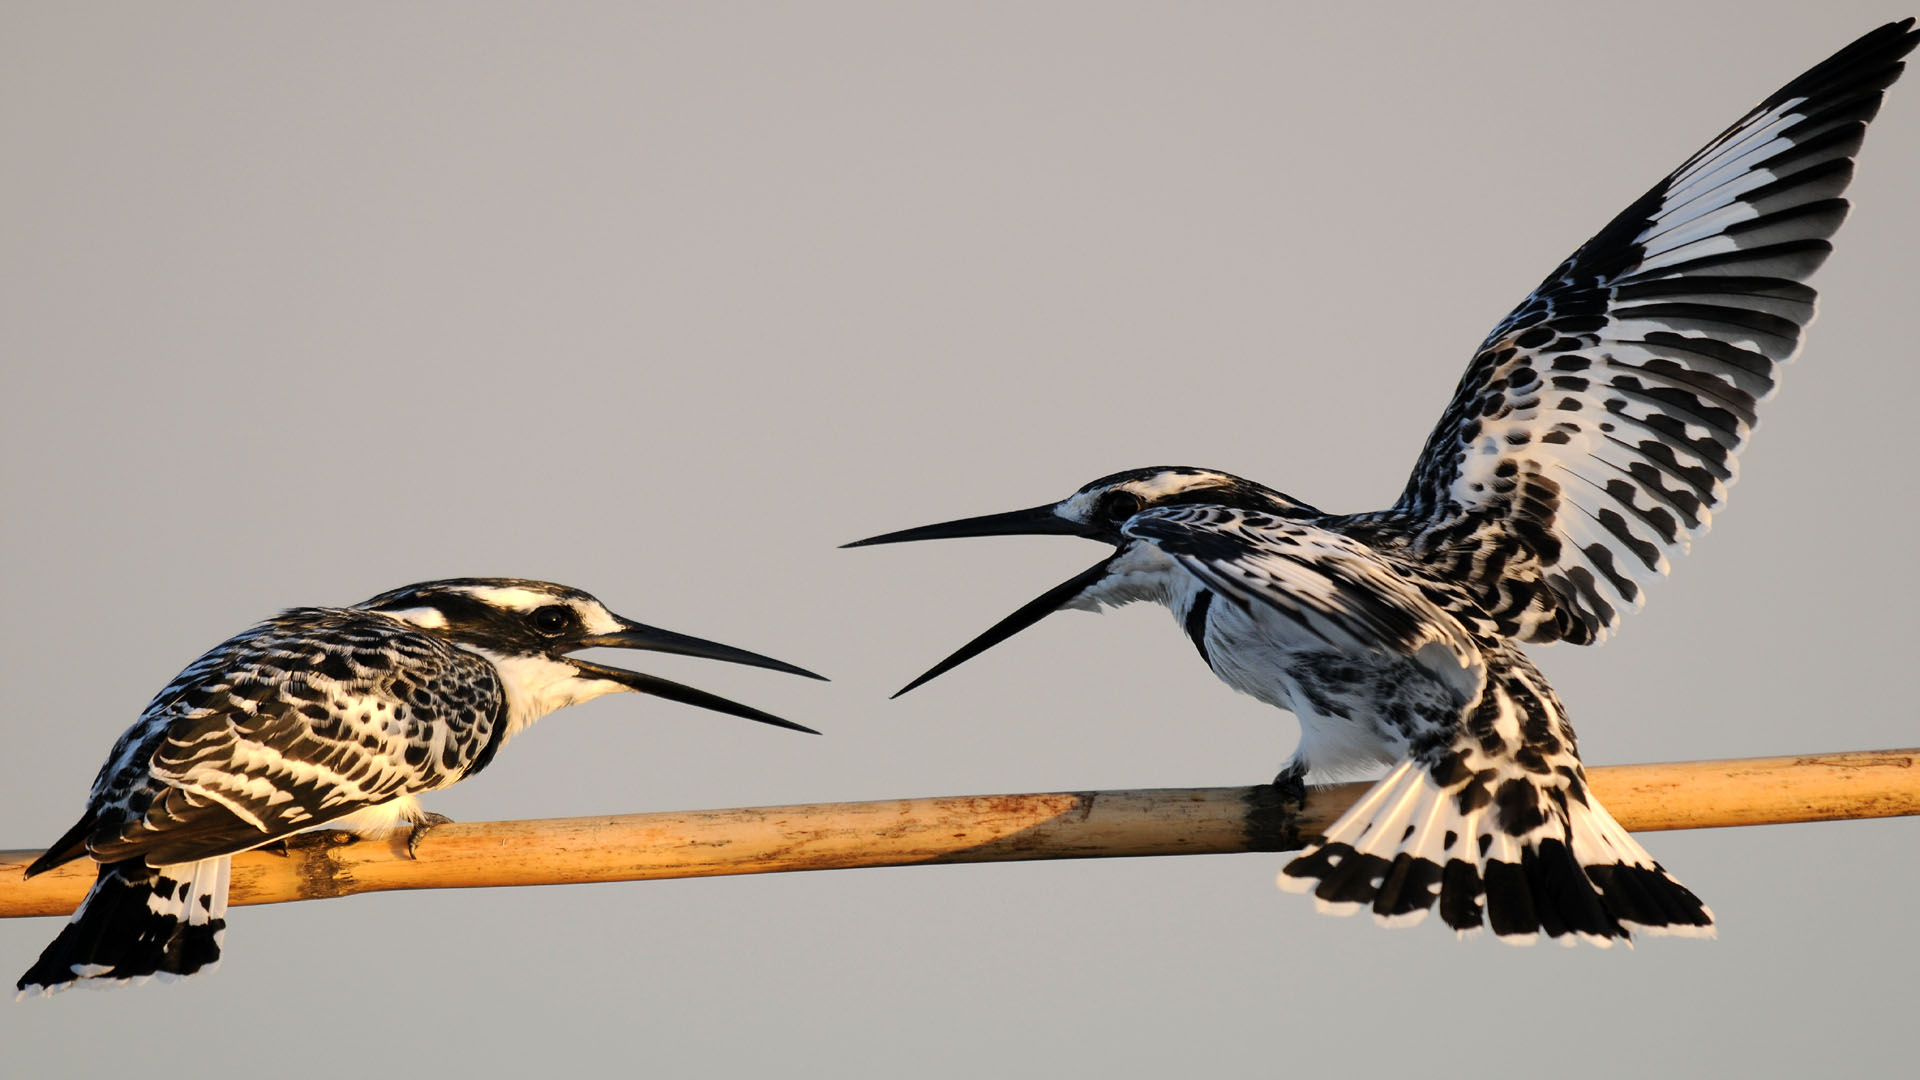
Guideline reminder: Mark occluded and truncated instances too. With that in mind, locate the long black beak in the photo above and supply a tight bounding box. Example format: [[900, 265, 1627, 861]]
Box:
[[567, 620, 825, 734], [842, 504, 1085, 548], [892, 556, 1115, 698]]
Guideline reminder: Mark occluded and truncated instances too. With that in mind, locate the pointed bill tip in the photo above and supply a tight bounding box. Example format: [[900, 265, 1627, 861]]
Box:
[[880, 556, 1116, 701], [889, 670, 939, 699], [575, 664, 822, 735]]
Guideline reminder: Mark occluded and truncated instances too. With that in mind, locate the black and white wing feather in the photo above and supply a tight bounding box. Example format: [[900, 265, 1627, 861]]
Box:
[[1386, 20, 1917, 646], [38, 609, 505, 871], [1125, 506, 1484, 685]]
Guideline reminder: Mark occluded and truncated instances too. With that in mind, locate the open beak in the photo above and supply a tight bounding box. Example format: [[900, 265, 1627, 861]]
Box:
[[846, 502, 1110, 697], [565, 620, 826, 734], [842, 503, 1085, 548], [891, 556, 1115, 698]]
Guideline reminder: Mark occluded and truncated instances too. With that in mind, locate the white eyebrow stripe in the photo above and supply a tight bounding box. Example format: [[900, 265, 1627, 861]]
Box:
[[377, 607, 448, 629], [455, 586, 554, 611]]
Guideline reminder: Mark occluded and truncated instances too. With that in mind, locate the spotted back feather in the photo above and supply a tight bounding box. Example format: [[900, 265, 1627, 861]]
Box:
[[75, 609, 508, 868], [19, 607, 508, 996]]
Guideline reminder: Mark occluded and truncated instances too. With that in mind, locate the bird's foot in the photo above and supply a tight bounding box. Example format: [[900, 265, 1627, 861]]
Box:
[[405, 813, 455, 860], [1244, 763, 1311, 852], [1270, 762, 1308, 813]]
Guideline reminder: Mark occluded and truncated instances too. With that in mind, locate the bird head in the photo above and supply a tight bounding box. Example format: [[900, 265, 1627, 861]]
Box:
[[844, 468, 1314, 695], [847, 467, 1309, 548], [358, 578, 823, 735]]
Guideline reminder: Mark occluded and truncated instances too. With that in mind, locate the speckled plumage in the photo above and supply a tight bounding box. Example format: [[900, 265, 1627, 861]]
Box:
[[1356, 21, 1919, 648], [851, 22, 1915, 945], [78, 610, 507, 865], [18, 578, 821, 997]]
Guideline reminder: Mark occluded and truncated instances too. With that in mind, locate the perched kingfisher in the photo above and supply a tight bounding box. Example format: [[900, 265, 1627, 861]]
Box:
[[849, 21, 1917, 945], [17, 578, 824, 996]]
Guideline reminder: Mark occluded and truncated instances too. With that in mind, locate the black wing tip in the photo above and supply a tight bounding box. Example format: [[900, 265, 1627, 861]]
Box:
[[22, 813, 96, 879], [1857, 17, 1917, 55], [1764, 19, 1920, 115]]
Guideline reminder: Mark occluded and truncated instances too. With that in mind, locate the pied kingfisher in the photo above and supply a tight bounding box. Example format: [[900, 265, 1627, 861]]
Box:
[[18, 578, 823, 996], [849, 21, 1917, 945]]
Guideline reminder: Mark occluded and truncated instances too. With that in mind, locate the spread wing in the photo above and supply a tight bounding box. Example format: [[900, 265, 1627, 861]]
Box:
[[1389, 20, 1916, 646], [73, 610, 505, 866], [1125, 506, 1486, 696]]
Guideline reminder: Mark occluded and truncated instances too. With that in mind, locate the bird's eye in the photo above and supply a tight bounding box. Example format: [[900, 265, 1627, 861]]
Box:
[[1100, 490, 1146, 523], [530, 605, 577, 636]]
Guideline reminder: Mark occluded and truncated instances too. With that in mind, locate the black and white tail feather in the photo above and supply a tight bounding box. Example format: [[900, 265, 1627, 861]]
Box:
[[848, 21, 1913, 948], [1283, 761, 1706, 945], [17, 859, 230, 994], [1274, 667, 1713, 947], [1282, 762, 1711, 945]]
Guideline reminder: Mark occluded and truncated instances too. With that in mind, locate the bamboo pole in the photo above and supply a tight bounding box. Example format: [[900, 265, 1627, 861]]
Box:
[[2, 748, 1914, 919]]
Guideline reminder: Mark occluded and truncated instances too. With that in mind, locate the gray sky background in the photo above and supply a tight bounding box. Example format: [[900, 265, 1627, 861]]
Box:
[[4, 3, 1916, 1075]]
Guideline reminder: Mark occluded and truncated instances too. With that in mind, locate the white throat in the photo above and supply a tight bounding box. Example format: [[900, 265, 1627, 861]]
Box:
[[1067, 543, 1181, 612], [471, 649, 628, 740]]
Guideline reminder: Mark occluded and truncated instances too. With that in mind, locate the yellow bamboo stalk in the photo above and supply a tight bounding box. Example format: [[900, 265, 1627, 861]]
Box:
[[2, 748, 1913, 919]]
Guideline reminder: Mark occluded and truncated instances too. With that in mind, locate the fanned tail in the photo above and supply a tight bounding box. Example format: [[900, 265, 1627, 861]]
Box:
[[1277, 760, 1713, 946], [16, 856, 230, 998]]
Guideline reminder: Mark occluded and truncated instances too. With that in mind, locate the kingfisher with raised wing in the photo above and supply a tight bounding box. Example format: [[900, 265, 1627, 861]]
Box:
[[18, 578, 824, 996], [849, 22, 1917, 945]]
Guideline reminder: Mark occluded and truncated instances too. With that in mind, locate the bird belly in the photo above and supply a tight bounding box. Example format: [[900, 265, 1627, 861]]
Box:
[[1280, 667, 1415, 782], [1284, 650, 1473, 781], [1195, 597, 1465, 781]]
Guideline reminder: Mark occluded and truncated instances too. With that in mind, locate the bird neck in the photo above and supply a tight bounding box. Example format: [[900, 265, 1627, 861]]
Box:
[[469, 649, 628, 741], [1067, 543, 1181, 612]]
